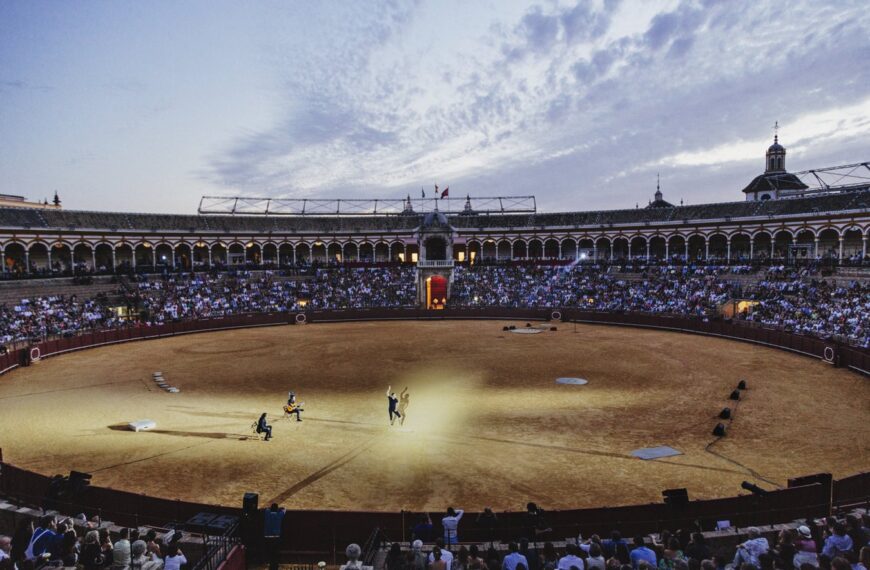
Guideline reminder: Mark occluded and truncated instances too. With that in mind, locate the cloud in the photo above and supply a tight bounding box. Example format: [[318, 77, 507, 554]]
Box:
[[202, 0, 870, 210]]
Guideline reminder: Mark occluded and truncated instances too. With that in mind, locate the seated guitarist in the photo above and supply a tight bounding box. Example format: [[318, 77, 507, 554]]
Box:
[[284, 392, 304, 422]]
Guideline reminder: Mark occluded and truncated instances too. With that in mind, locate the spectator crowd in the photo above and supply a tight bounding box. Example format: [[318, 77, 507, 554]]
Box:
[[1, 264, 868, 348]]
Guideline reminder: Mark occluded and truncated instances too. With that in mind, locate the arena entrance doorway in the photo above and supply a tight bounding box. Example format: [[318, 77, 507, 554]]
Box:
[[426, 275, 447, 309]]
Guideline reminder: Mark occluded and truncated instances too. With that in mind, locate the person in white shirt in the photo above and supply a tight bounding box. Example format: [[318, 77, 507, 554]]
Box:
[[442, 507, 464, 546], [733, 528, 769, 568], [429, 539, 454, 568], [558, 544, 585, 570], [0, 534, 11, 562], [163, 544, 187, 570], [502, 543, 529, 570]]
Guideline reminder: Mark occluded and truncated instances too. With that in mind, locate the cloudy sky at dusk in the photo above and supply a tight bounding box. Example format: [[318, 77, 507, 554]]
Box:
[[1, 0, 868, 214]]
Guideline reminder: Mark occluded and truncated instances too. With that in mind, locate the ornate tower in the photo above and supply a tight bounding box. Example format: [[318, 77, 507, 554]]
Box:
[[742, 123, 807, 201], [416, 211, 455, 309], [766, 121, 786, 174]]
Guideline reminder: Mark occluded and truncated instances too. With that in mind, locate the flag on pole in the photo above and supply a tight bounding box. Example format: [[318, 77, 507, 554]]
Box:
[[421, 187, 425, 198], [434, 184, 439, 196], [441, 187, 449, 199]]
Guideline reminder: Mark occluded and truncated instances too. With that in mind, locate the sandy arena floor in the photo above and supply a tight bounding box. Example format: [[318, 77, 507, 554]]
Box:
[[0, 321, 867, 512]]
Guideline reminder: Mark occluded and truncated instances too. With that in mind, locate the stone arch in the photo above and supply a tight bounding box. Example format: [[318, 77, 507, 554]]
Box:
[[543, 238, 559, 259], [295, 243, 311, 263], [466, 240, 482, 264], [708, 233, 728, 260], [842, 227, 864, 260], [649, 235, 666, 260], [72, 242, 94, 270], [370, 242, 386, 262], [629, 235, 648, 260], [772, 229, 793, 260], [311, 242, 327, 262], [794, 229, 816, 261], [94, 242, 115, 271], [729, 232, 751, 262], [595, 237, 611, 260], [3, 242, 27, 273], [262, 243, 278, 266], [687, 234, 706, 260], [612, 236, 629, 260], [211, 242, 228, 266], [497, 240, 512, 260], [817, 227, 840, 259], [667, 235, 686, 261], [343, 242, 359, 262], [327, 242, 342, 262], [511, 239, 527, 259], [359, 242, 374, 262], [482, 239, 497, 260], [528, 239, 544, 259], [751, 231, 773, 261], [388, 242, 405, 262], [561, 238, 577, 260]]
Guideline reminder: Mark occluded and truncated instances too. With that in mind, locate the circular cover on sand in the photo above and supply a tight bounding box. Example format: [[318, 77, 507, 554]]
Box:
[[556, 377, 588, 385], [510, 328, 543, 334]]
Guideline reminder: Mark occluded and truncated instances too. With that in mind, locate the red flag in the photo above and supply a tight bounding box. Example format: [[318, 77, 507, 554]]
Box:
[[441, 187, 449, 199]]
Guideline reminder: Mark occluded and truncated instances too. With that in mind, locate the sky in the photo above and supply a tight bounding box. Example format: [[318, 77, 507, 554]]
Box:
[[1, 0, 868, 214]]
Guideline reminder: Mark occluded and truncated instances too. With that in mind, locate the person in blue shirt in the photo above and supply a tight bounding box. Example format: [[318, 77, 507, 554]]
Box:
[[25, 515, 60, 562], [503, 542, 529, 570], [263, 504, 286, 570], [630, 536, 658, 570]]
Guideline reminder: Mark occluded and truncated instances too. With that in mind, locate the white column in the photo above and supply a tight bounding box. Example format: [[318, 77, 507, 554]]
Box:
[[685, 241, 689, 261], [47, 248, 53, 271], [665, 240, 669, 260], [111, 248, 116, 271], [151, 248, 156, 268], [749, 240, 754, 260], [172, 248, 177, 269], [0, 251, 5, 273], [610, 242, 614, 260], [627, 242, 632, 260], [771, 239, 776, 259], [132, 249, 136, 269], [243, 246, 248, 265], [558, 243, 562, 259], [91, 248, 97, 271], [814, 238, 820, 259], [646, 242, 651, 261], [592, 245, 597, 260], [838, 237, 844, 260], [863, 236, 867, 259], [208, 247, 213, 267], [726, 239, 731, 263], [25, 250, 31, 273], [705, 239, 710, 260]]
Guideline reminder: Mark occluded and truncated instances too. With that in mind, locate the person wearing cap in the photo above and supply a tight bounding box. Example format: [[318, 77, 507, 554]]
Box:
[[733, 528, 769, 568]]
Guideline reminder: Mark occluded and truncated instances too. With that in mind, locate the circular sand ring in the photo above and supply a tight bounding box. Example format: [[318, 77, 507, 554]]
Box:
[[510, 328, 543, 334], [556, 377, 588, 385]]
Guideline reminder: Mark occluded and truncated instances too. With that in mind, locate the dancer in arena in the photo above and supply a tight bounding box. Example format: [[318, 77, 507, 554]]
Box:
[[398, 387, 410, 426], [387, 385, 402, 425], [283, 392, 304, 422], [256, 413, 273, 441]]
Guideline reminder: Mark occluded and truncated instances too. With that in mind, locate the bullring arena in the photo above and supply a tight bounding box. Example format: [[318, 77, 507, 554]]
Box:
[[1, 320, 867, 511]]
